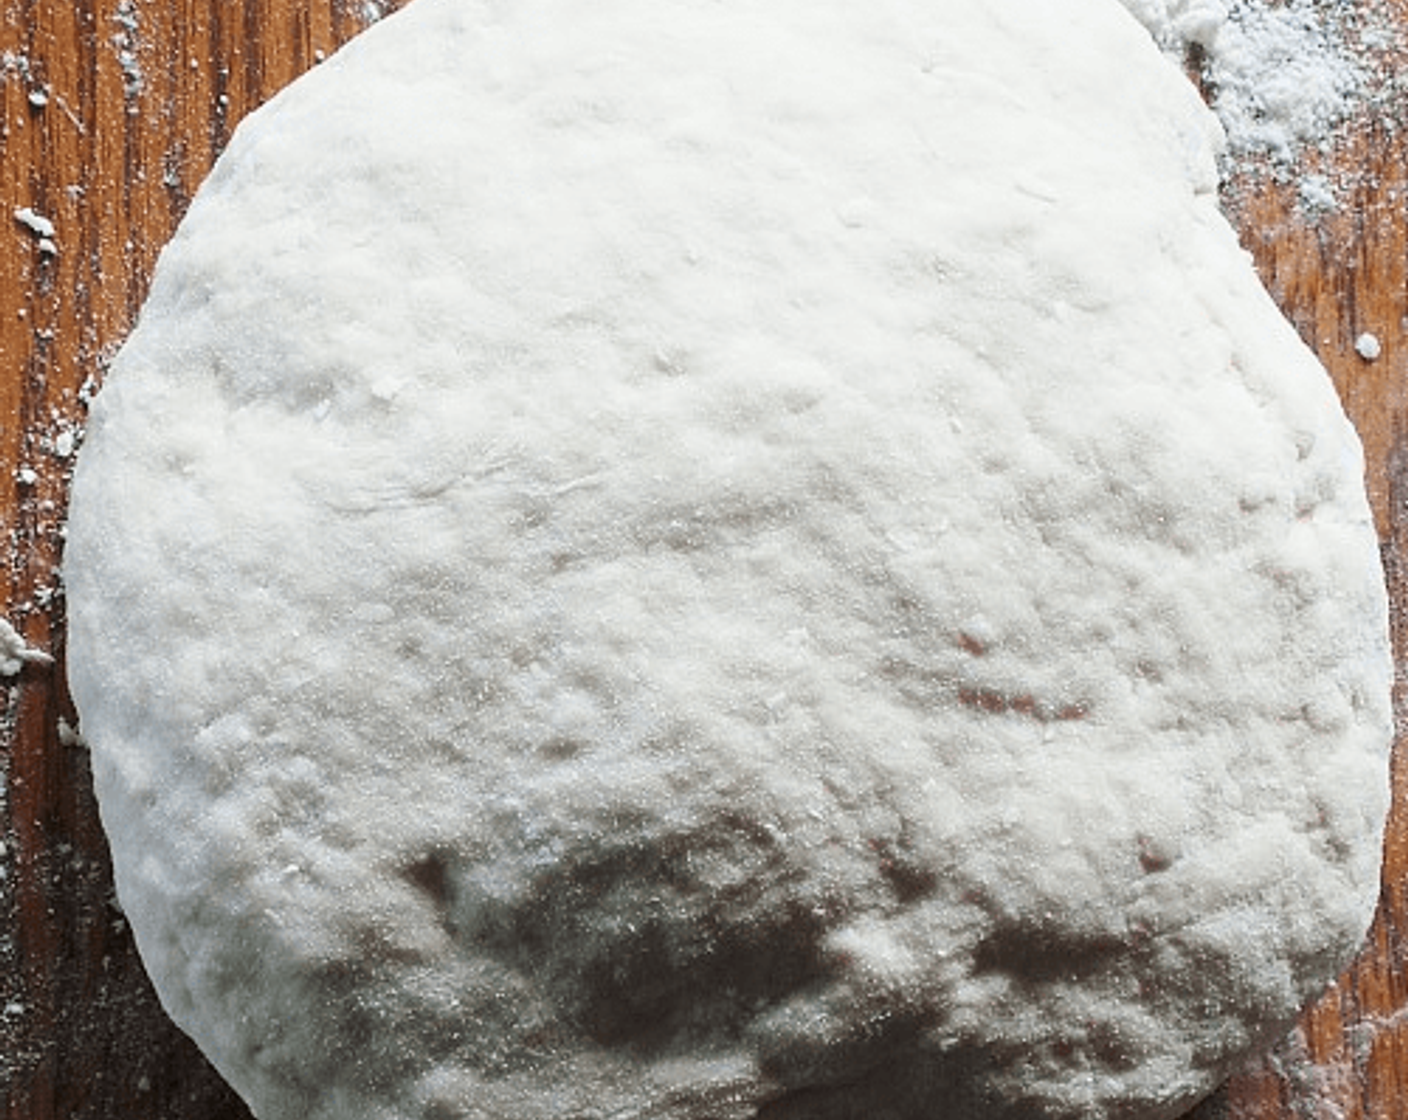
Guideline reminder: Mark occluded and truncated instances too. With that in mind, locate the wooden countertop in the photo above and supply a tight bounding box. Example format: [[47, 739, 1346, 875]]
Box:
[[0, 3, 1403, 1118]]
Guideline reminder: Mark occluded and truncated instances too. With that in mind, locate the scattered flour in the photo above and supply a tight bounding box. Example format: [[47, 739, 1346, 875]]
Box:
[[1204, 1, 1366, 160], [1297, 172, 1340, 215], [63, 2, 1392, 1120], [112, 0, 144, 101], [12, 207, 55, 240], [1117, 0, 1398, 202], [13, 206, 59, 257], [0, 620, 50, 677]]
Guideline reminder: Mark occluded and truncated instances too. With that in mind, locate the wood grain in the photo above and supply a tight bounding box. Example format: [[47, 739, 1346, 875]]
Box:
[[0, 3, 1402, 1118]]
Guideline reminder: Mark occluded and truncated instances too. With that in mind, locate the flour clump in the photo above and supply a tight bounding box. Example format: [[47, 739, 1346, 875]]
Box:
[[63, 1, 1391, 1118]]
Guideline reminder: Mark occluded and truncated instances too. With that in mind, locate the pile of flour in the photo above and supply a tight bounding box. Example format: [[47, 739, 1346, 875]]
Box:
[[62, 1, 1392, 1119], [1119, 0, 1390, 170]]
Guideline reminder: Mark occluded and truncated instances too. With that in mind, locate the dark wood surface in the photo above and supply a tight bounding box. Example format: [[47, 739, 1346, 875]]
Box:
[[0, 3, 1403, 1117]]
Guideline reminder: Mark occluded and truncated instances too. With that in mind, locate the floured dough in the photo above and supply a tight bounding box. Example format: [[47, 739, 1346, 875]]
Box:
[[63, 1, 1392, 1118]]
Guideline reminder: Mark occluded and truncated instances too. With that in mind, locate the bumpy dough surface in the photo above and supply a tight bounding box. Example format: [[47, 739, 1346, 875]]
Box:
[[64, 1, 1392, 1118]]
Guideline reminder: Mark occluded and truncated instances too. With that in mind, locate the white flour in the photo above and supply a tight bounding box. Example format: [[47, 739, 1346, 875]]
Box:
[[1119, 0, 1395, 189]]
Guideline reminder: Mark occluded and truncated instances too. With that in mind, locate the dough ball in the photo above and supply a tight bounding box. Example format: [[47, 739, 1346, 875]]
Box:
[[63, 1, 1391, 1118]]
